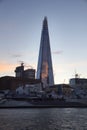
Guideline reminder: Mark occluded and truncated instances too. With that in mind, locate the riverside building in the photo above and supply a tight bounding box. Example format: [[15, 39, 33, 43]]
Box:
[[15, 63, 35, 79], [37, 17, 54, 88]]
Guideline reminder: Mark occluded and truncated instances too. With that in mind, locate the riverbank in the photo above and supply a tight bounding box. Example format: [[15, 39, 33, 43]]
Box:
[[0, 98, 87, 108]]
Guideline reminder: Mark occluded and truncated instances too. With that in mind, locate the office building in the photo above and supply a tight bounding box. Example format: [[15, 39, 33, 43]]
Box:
[[37, 17, 54, 88]]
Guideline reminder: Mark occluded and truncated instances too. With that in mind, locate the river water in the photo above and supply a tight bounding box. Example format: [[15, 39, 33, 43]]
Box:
[[0, 108, 87, 130]]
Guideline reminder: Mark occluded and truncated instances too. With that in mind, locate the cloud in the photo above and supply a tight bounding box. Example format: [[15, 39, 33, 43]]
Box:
[[11, 54, 22, 58], [52, 50, 63, 55]]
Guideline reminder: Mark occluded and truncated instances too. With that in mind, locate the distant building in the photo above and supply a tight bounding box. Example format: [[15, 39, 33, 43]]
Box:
[[45, 84, 71, 97], [15, 63, 24, 78], [69, 78, 87, 88], [0, 76, 42, 92], [69, 78, 87, 98], [15, 63, 35, 79], [24, 69, 35, 79]]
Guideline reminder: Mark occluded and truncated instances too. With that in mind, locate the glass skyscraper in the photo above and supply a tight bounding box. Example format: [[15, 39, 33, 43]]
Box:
[[37, 17, 54, 88]]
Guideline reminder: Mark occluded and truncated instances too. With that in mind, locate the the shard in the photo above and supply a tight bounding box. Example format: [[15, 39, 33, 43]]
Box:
[[37, 17, 54, 87]]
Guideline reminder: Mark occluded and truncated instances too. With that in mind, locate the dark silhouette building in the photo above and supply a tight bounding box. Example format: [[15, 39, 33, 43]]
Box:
[[0, 76, 41, 90], [15, 63, 35, 79]]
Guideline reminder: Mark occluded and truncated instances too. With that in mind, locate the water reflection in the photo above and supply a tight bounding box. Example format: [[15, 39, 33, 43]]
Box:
[[0, 108, 87, 130]]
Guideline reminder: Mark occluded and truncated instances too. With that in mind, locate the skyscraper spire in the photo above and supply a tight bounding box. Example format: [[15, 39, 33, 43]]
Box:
[[43, 16, 48, 30], [37, 17, 54, 88]]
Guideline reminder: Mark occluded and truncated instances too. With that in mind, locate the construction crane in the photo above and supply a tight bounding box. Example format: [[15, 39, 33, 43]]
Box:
[[18, 61, 33, 69]]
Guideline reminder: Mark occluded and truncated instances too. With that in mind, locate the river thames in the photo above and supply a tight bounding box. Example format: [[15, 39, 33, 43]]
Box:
[[0, 108, 87, 130]]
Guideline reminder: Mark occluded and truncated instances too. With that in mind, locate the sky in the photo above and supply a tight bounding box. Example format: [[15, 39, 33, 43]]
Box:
[[0, 0, 87, 84]]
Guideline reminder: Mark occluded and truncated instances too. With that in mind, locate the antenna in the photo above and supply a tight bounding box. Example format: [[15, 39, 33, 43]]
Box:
[[74, 69, 81, 78], [18, 61, 33, 69], [18, 61, 24, 66], [24, 65, 33, 69]]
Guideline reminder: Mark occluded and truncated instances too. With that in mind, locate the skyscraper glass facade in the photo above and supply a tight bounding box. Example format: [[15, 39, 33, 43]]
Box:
[[37, 17, 54, 87]]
